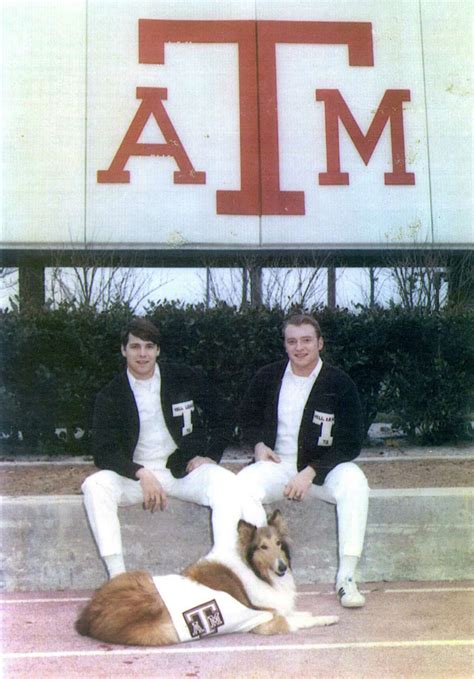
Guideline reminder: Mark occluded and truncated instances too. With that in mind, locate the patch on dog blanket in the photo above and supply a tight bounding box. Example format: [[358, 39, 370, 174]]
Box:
[[153, 574, 273, 641]]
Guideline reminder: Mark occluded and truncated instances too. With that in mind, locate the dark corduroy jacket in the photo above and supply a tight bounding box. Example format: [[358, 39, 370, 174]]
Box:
[[91, 361, 233, 480], [239, 359, 363, 483]]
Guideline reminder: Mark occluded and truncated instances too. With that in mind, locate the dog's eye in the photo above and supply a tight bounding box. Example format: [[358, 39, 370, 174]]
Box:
[[260, 544, 268, 550], [276, 540, 281, 546]]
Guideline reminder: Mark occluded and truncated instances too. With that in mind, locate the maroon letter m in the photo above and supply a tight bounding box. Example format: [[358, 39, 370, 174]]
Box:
[[317, 89, 415, 186]]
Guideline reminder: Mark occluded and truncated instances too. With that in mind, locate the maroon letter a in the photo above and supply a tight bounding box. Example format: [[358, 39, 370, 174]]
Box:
[[97, 88, 205, 184]]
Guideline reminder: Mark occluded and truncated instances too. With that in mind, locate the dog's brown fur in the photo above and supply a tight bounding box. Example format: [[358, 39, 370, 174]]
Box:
[[75, 570, 179, 646], [75, 510, 337, 645]]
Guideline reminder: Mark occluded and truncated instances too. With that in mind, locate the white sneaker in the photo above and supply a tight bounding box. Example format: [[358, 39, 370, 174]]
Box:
[[336, 578, 365, 608]]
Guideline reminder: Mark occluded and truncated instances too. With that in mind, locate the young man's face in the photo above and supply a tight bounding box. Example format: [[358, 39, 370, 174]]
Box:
[[284, 323, 324, 376], [121, 333, 159, 380]]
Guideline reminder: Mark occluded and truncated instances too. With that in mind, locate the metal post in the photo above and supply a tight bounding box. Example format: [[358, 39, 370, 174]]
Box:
[[249, 266, 262, 307], [327, 266, 336, 308], [18, 265, 45, 311]]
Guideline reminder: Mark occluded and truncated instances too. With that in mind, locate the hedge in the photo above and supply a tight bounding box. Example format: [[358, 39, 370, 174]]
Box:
[[0, 303, 472, 454]]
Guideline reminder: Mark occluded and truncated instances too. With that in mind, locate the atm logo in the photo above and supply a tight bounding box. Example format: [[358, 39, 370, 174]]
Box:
[[98, 20, 415, 215]]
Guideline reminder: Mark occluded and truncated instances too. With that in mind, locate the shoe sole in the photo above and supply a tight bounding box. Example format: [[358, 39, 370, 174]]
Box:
[[340, 600, 365, 608]]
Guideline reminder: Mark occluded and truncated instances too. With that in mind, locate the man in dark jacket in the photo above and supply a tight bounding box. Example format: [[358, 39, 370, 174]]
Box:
[[237, 314, 369, 608], [82, 317, 239, 579]]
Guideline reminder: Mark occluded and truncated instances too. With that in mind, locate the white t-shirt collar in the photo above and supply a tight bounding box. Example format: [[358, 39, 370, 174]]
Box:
[[127, 363, 160, 391], [287, 358, 323, 381]]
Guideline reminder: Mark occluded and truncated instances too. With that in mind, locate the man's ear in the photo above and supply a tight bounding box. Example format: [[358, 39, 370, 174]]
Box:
[[120, 345, 127, 357]]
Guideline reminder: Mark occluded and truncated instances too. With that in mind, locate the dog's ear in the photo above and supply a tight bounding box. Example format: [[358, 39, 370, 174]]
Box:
[[237, 519, 257, 545], [267, 509, 289, 538]]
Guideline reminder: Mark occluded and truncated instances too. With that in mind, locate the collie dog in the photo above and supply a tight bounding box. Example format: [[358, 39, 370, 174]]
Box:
[[75, 510, 338, 646]]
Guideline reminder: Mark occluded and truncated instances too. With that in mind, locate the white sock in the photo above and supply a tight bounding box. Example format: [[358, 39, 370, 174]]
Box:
[[337, 555, 359, 584], [104, 553, 126, 579]]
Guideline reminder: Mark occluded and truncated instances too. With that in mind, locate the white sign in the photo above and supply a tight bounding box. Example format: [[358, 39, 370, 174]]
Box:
[[2, 1, 472, 251]]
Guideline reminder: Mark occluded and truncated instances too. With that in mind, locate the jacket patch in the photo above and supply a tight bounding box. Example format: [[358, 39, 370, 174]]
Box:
[[172, 400, 195, 435], [313, 410, 335, 447], [183, 599, 224, 638]]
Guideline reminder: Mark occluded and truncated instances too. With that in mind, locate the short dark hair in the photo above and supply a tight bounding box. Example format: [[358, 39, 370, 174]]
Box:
[[121, 318, 160, 348], [283, 314, 322, 339]]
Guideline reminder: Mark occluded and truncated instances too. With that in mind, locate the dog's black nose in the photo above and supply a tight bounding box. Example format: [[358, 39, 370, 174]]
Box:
[[276, 560, 288, 576]]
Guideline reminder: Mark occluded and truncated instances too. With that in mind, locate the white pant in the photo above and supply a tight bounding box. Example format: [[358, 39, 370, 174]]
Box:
[[236, 460, 369, 558], [82, 464, 243, 557]]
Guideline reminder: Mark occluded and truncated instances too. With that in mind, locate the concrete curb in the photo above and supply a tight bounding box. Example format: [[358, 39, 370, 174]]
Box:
[[1, 487, 473, 591]]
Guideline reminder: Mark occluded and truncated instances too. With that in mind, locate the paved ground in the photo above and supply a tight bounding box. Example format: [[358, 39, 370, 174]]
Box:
[[2, 581, 473, 678]]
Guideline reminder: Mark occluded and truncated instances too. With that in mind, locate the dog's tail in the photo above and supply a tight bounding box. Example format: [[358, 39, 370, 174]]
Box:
[[75, 610, 91, 637], [75, 571, 178, 646]]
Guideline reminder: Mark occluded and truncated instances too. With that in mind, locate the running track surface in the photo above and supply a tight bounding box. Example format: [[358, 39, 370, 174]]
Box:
[[2, 581, 473, 678]]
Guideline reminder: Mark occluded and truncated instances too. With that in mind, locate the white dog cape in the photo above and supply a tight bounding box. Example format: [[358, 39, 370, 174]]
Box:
[[153, 574, 273, 642]]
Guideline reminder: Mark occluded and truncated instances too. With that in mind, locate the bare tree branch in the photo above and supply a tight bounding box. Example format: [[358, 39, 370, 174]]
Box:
[[46, 236, 171, 311]]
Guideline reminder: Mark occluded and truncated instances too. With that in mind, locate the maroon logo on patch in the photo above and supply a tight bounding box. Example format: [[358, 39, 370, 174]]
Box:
[[183, 599, 224, 638]]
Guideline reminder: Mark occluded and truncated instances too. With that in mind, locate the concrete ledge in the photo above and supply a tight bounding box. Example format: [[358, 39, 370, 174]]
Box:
[[1, 488, 473, 591]]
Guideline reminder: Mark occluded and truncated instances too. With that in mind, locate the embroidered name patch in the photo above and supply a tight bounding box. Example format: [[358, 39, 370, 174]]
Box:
[[172, 400, 195, 435], [183, 599, 224, 638], [313, 410, 335, 446]]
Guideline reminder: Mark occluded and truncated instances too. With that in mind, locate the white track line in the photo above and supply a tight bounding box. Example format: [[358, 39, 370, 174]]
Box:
[[1, 597, 90, 604], [3, 586, 473, 605], [2, 639, 473, 660], [384, 587, 474, 594], [299, 587, 474, 597]]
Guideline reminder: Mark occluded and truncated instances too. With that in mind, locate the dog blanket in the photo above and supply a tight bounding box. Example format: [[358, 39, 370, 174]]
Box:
[[153, 574, 273, 641]]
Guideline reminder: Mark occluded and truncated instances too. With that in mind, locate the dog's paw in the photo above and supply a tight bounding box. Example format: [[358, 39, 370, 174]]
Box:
[[313, 615, 339, 627], [286, 612, 339, 630]]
